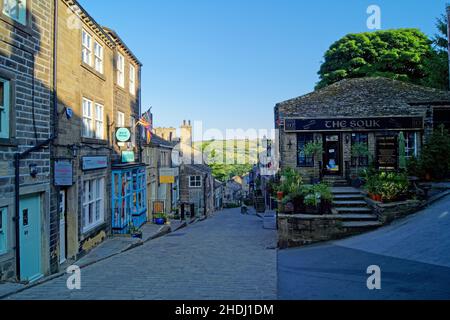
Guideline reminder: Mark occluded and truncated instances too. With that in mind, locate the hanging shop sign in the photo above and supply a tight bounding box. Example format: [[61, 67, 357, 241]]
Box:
[[82, 156, 108, 171], [284, 116, 424, 132], [121, 151, 135, 163], [115, 127, 132, 143], [159, 168, 178, 184], [54, 160, 73, 186]]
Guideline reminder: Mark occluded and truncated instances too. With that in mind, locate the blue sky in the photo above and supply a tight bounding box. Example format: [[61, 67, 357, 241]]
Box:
[[79, 0, 448, 134]]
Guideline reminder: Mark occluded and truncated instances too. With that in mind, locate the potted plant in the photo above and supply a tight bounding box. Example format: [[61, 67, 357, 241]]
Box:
[[153, 213, 167, 225], [351, 143, 370, 188], [129, 223, 143, 239], [304, 193, 320, 214], [304, 141, 323, 184], [314, 183, 333, 214]]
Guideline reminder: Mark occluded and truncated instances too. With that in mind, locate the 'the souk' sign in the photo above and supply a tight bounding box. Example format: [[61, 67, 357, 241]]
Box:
[[284, 116, 424, 132]]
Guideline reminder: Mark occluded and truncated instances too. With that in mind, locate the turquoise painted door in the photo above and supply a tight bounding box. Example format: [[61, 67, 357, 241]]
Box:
[[19, 194, 42, 282]]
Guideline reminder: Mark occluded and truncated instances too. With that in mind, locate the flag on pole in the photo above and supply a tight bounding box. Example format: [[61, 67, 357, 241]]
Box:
[[137, 110, 153, 144]]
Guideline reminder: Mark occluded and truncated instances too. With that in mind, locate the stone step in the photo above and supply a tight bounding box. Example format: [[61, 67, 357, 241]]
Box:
[[333, 213, 378, 220], [334, 194, 365, 201], [331, 187, 361, 195], [333, 200, 368, 207], [335, 207, 373, 214], [341, 221, 383, 228]]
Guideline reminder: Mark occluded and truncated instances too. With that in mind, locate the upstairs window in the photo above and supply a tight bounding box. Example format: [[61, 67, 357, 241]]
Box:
[[117, 53, 125, 87], [3, 0, 27, 25], [117, 111, 125, 127], [95, 103, 104, 140], [297, 133, 314, 167], [94, 41, 103, 74], [0, 78, 11, 139], [189, 176, 202, 188], [129, 65, 136, 95], [82, 30, 93, 66], [82, 98, 93, 138]]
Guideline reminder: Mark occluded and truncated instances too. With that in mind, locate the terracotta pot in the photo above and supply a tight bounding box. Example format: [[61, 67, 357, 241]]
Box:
[[376, 194, 382, 202], [277, 191, 284, 201]]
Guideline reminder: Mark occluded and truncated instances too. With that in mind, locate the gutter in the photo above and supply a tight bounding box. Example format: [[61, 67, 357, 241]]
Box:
[[14, 0, 59, 281]]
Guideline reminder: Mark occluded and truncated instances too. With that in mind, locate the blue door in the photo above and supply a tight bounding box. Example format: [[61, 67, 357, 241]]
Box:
[[19, 194, 43, 283]]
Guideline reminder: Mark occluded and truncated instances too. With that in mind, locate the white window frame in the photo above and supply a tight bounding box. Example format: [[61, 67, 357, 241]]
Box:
[[189, 176, 202, 188], [117, 53, 125, 87], [3, 0, 27, 25], [94, 41, 104, 74], [82, 178, 105, 233], [95, 103, 104, 140], [0, 207, 7, 255], [117, 111, 125, 128], [129, 65, 136, 95], [82, 98, 93, 138], [130, 116, 136, 147], [82, 30, 93, 66], [0, 78, 10, 139], [405, 132, 419, 159]]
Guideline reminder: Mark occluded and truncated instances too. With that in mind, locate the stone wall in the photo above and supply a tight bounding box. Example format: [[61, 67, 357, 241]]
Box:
[[366, 198, 426, 224], [0, 0, 54, 281]]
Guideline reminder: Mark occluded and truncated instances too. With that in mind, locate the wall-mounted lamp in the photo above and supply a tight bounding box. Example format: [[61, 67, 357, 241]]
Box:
[[29, 164, 38, 178], [70, 145, 79, 157]]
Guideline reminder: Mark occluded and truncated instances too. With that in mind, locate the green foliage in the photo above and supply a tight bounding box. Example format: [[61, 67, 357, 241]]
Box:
[[418, 125, 450, 180], [304, 141, 323, 157], [278, 168, 303, 195], [351, 143, 370, 158], [364, 171, 409, 202], [210, 163, 252, 182], [301, 183, 333, 205], [316, 29, 434, 89]]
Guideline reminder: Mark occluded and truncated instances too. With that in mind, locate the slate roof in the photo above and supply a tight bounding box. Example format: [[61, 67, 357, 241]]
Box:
[[276, 77, 450, 119], [149, 134, 173, 149], [185, 164, 212, 174]]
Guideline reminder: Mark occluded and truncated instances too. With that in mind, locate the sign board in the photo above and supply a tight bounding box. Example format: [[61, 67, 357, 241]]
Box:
[[121, 151, 135, 163], [284, 116, 424, 132], [159, 168, 178, 184], [376, 135, 398, 170], [82, 156, 108, 171], [115, 127, 131, 142], [54, 160, 73, 186]]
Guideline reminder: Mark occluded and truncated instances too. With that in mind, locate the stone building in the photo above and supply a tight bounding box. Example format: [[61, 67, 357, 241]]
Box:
[[52, 0, 143, 262], [0, 0, 55, 282], [143, 134, 179, 220], [275, 77, 450, 183]]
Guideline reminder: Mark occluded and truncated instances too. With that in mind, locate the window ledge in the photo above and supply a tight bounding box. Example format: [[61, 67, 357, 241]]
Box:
[[81, 63, 106, 81], [0, 138, 18, 147], [82, 221, 107, 236], [81, 137, 108, 145], [0, 15, 33, 36]]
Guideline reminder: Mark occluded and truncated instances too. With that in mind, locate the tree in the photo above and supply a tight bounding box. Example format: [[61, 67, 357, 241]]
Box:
[[419, 125, 450, 180], [421, 14, 449, 90], [316, 29, 434, 89]]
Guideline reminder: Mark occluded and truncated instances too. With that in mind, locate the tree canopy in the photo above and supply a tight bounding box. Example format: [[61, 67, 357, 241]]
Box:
[[316, 28, 436, 89]]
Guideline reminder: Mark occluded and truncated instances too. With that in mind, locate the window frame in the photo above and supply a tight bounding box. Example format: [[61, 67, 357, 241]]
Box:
[[129, 65, 136, 95], [82, 98, 94, 138], [117, 111, 125, 127], [2, 0, 27, 26], [0, 207, 7, 255], [82, 29, 93, 67], [94, 41, 104, 74], [351, 133, 370, 167], [297, 133, 314, 167], [0, 77, 11, 139], [405, 132, 419, 160], [117, 53, 125, 88], [94, 103, 104, 140], [82, 177, 105, 233], [189, 175, 202, 188]]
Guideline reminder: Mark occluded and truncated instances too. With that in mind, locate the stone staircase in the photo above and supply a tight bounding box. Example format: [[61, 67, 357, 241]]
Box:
[[331, 187, 382, 231], [322, 176, 349, 187]]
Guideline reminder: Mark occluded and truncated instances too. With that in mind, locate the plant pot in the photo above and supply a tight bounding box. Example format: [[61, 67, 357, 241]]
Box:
[[321, 201, 332, 214], [305, 205, 320, 215], [292, 197, 305, 214], [375, 194, 382, 202], [154, 218, 165, 225]]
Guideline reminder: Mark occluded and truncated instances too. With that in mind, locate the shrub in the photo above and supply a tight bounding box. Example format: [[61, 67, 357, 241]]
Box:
[[418, 125, 450, 180]]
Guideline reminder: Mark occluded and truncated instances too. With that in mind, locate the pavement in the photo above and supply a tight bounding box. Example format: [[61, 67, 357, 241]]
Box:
[[278, 194, 450, 300], [2, 208, 277, 300]]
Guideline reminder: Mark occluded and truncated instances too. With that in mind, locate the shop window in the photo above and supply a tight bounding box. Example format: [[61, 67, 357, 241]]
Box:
[[3, 0, 27, 25], [82, 178, 105, 232], [189, 175, 202, 188], [405, 132, 418, 159], [351, 133, 369, 167], [297, 133, 314, 167], [0, 78, 11, 139], [0, 207, 7, 255]]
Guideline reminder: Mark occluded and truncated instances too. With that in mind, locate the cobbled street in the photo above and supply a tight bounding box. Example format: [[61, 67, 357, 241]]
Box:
[[5, 209, 277, 300]]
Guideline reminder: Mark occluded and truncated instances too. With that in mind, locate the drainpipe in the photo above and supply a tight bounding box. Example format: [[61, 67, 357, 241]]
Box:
[[14, 0, 59, 281]]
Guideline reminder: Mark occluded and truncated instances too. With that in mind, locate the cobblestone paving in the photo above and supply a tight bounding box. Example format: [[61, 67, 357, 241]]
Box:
[[6, 209, 277, 300]]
